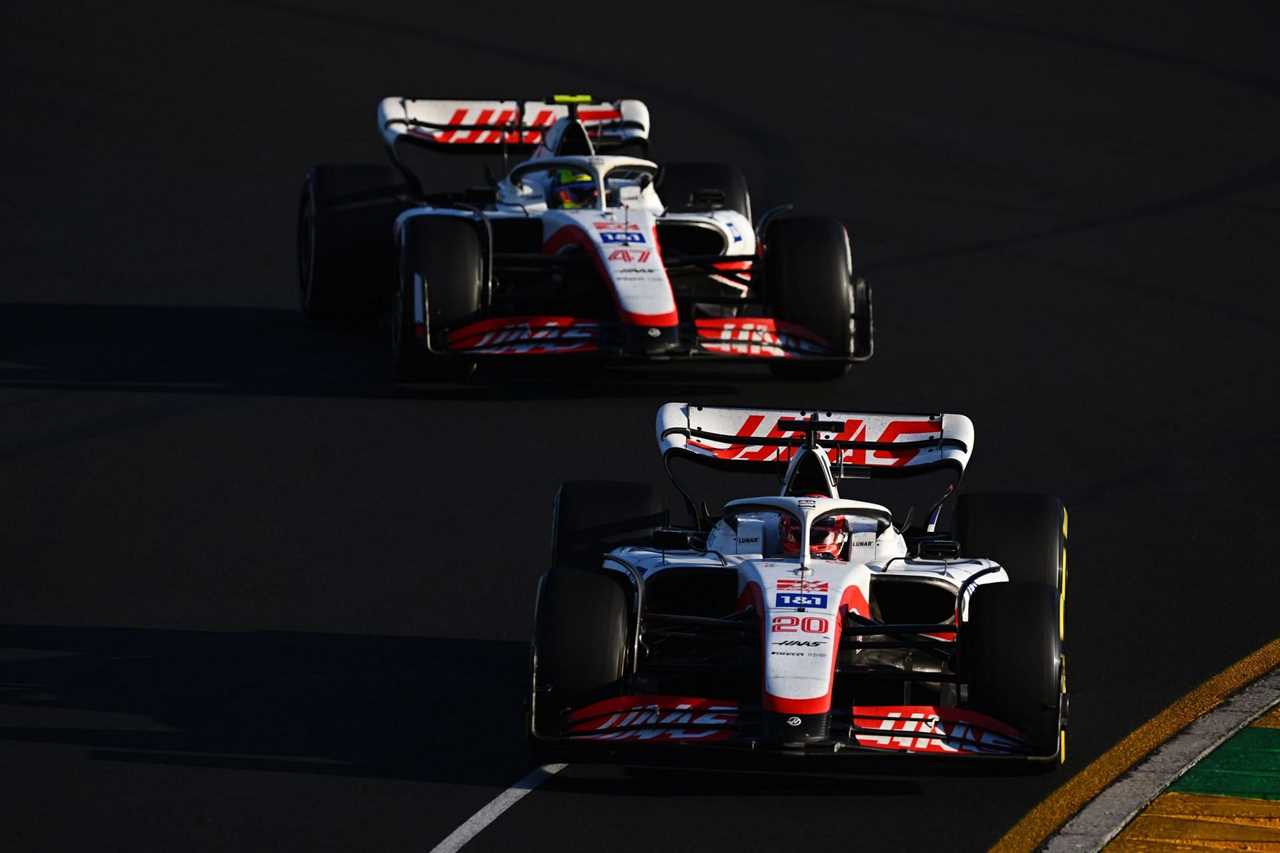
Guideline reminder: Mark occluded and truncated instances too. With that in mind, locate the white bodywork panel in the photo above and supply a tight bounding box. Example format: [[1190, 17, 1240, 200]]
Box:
[[611, 493, 1006, 706], [386, 116, 757, 335], [539, 206, 676, 325]]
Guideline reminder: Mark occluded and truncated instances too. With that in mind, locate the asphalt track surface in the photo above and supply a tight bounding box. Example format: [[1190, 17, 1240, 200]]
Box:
[[2, 2, 1279, 850]]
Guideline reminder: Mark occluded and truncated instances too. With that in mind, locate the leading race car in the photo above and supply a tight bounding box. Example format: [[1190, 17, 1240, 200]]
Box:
[[298, 96, 873, 380], [528, 403, 1069, 770]]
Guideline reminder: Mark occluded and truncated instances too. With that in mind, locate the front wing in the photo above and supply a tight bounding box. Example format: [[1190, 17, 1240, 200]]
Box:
[[533, 694, 1055, 772], [443, 315, 849, 360]]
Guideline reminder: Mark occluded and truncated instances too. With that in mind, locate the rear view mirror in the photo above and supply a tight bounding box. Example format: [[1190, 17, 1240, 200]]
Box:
[[916, 537, 961, 559]]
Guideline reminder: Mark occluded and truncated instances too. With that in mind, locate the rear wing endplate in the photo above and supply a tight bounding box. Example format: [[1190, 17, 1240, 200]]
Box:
[[656, 403, 974, 478]]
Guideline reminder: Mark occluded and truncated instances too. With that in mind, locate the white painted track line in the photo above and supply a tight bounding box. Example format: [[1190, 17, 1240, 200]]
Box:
[[428, 764, 567, 853]]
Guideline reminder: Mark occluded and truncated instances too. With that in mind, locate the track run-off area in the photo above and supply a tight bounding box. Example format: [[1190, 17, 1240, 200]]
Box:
[[3, 2, 1279, 850]]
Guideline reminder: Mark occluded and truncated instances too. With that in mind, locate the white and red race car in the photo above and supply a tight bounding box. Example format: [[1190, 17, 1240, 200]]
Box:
[[529, 403, 1069, 769], [297, 96, 872, 380]]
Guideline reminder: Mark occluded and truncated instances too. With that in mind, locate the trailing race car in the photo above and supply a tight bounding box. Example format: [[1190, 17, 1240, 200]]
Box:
[[297, 96, 872, 380], [528, 403, 1069, 770]]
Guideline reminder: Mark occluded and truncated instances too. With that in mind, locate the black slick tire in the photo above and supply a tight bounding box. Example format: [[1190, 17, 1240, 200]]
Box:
[[392, 216, 483, 381], [551, 480, 665, 569], [958, 493, 1069, 765], [762, 216, 853, 380], [297, 164, 407, 324], [530, 568, 629, 739]]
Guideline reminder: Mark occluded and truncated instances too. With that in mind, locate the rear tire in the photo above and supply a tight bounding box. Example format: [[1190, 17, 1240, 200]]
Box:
[[552, 480, 665, 568], [956, 493, 1067, 591], [297, 164, 407, 324], [852, 276, 874, 360], [958, 493, 1069, 765], [658, 162, 751, 221], [530, 568, 630, 738], [763, 216, 853, 380], [393, 216, 483, 381]]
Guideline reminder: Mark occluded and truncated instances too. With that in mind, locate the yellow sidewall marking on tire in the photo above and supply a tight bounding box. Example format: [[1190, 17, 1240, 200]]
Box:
[[1057, 506, 1068, 764], [1059, 545, 1067, 642], [990, 638, 1280, 853]]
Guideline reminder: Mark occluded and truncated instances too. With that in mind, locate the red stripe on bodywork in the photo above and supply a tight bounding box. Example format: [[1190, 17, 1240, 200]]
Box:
[[626, 225, 678, 326], [688, 415, 765, 459], [544, 225, 678, 329], [577, 108, 622, 121], [456, 109, 493, 144], [520, 109, 554, 143], [850, 706, 1024, 754], [481, 109, 515, 144], [446, 314, 599, 354], [434, 108, 468, 143], [567, 694, 737, 743], [763, 582, 870, 716]]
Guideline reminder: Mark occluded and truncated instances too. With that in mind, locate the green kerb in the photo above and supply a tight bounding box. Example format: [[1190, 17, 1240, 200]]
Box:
[[1171, 727, 1280, 801]]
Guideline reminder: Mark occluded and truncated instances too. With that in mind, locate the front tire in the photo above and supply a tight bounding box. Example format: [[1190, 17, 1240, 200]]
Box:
[[762, 216, 854, 380], [393, 216, 484, 381], [530, 568, 630, 739], [958, 493, 1069, 764], [964, 583, 1064, 763]]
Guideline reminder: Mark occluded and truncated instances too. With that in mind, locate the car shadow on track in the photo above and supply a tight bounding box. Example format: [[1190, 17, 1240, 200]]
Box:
[[542, 768, 922, 797], [0, 303, 756, 401], [0, 624, 531, 787]]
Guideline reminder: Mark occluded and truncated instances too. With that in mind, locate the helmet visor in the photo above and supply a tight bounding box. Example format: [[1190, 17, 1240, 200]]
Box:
[[557, 182, 598, 208]]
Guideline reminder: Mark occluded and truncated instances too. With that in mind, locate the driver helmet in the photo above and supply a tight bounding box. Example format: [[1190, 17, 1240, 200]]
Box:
[[780, 500, 850, 560], [809, 514, 849, 560], [549, 168, 598, 209]]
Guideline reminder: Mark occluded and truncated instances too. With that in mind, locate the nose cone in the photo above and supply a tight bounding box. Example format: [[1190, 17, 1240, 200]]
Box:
[[765, 711, 831, 746], [623, 324, 682, 356]]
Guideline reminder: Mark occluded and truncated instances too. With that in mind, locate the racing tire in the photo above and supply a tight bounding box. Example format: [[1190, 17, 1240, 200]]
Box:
[[392, 216, 483, 381], [956, 493, 1067, 591], [551, 480, 666, 569], [297, 164, 408, 324], [530, 567, 629, 739], [852, 276, 874, 360], [958, 493, 1069, 765], [762, 216, 854, 380], [657, 162, 751, 221], [964, 583, 1064, 765]]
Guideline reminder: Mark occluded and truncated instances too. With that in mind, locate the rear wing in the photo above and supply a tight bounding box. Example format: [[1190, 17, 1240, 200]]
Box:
[[377, 96, 650, 153], [656, 403, 974, 478]]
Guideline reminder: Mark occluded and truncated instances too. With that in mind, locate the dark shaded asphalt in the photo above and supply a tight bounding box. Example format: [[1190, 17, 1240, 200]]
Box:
[[2, 2, 1278, 850]]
